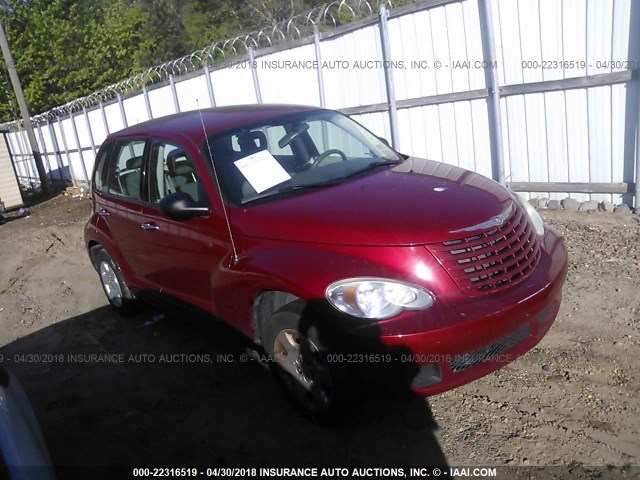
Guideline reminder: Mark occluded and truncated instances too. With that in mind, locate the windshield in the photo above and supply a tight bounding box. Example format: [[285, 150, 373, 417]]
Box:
[[202, 110, 403, 206]]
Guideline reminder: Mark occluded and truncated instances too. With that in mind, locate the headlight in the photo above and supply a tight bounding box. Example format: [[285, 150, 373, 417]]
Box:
[[326, 278, 434, 319], [516, 196, 545, 235]]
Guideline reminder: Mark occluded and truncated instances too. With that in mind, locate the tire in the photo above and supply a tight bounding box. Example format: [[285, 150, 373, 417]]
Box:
[[262, 300, 354, 424], [94, 248, 143, 316]]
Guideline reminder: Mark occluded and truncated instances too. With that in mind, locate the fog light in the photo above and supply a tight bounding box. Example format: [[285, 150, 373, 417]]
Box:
[[411, 363, 442, 388]]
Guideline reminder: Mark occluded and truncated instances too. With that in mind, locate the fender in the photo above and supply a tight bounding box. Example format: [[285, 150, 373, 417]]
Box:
[[210, 236, 446, 340], [84, 215, 138, 290]]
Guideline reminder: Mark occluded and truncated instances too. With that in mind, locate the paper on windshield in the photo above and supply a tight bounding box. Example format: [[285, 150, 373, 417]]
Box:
[[234, 150, 291, 194]]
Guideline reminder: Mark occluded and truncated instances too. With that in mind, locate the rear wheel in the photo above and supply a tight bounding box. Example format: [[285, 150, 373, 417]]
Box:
[[94, 248, 143, 316], [263, 301, 353, 423]]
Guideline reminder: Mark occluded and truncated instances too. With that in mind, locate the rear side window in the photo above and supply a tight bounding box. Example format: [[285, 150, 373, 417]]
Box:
[[107, 140, 145, 200], [92, 143, 111, 192]]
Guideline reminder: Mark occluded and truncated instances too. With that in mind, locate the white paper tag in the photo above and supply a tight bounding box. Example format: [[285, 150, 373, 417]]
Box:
[[234, 149, 292, 194]]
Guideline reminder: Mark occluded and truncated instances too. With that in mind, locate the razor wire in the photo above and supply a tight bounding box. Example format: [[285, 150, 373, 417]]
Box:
[[4, 0, 394, 129]]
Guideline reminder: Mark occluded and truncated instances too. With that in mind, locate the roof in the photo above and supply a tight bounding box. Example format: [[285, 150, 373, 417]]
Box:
[[110, 104, 323, 143]]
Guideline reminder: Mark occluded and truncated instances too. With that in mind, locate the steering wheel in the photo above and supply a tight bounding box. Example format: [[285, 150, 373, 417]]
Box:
[[312, 149, 347, 168]]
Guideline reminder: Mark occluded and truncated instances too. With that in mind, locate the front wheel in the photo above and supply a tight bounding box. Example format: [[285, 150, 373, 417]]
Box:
[[94, 248, 143, 316], [262, 301, 353, 423]]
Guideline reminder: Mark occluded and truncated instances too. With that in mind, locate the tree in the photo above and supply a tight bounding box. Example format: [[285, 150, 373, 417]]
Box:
[[243, 0, 318, 27], [0, 0, 417, 122], [2, 0, 149, 117], [181, 0, 245, 52], [90, 0, 148, 87], [134, 0, 186, 67]]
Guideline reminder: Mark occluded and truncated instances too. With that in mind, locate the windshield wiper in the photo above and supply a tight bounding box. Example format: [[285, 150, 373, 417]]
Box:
[[241, 182, 336, 205], [276, 161, 401, 193], [238, 182, 328, 205], [239, 159, 403, 205], [338, 159, 402, 181]]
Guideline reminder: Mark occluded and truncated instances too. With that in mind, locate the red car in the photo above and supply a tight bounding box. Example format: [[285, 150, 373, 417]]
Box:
[[85, 105, 567, 420]]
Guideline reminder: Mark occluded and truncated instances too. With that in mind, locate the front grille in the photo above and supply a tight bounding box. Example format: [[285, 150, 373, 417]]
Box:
[[449, 323, 531, 373], [427, 204, 541, 294]]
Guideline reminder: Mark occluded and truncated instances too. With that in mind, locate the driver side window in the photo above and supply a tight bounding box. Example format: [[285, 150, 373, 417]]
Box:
[[148, 141, 206, 205]]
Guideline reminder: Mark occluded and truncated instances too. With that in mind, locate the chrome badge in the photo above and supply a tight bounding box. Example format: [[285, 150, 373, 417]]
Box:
[[450, 203, 513, 234]]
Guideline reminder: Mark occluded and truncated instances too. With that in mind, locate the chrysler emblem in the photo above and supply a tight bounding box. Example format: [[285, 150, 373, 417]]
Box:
[[450, 203, 512, 234]]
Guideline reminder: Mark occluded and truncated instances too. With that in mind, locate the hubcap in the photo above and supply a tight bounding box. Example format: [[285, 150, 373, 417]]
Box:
[[273, 329, 333, 411], [99, 261, 123, 307]]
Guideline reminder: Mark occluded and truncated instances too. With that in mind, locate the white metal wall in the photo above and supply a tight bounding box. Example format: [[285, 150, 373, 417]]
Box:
[[492, 0, 633, 203], [5, 0, 636, 205]]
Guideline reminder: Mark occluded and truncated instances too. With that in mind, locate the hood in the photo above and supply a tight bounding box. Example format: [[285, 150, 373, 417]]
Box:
[[230, 157, 514, 246]]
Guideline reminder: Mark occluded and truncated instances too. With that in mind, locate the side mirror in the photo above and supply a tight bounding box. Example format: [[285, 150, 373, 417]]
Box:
[[159, 192, 209, 221], [378, 136, 391, 147]]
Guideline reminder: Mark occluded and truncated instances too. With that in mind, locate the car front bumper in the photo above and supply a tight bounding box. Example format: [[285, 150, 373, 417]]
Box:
[[395, 226, 566, 396], [403, 293, 561, 396], [326, 226, 568, 396]]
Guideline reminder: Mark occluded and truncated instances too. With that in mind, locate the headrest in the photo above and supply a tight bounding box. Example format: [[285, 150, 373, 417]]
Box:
[[238, 131, 267, 154], [167, 150, 193, 176], [126, 156, 143, 170]]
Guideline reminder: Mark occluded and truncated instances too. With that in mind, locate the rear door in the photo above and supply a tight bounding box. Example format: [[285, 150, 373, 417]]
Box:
[[100, 138, 152, 286]]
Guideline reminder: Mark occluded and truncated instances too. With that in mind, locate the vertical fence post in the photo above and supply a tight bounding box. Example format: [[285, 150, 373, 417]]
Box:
[[248, 47, 263, 104], [13, 130, 28, 185], [313, 27, 326, 107], [83, 107, 98, 157], [8, 133, 22, 185], [69, 111, 89, 183], [99, 102, 110, 136], [117, 94, 128, 128], [204, 65, 216, 107], [478, 0, 506, 185], [17, 129, 37, 186], [635, 80, 640, 209], [46, 119, 65, 181], [378, 5, 399, 148], [35, 122, 53, 181], [56, 117, 77, 186], [142, 86, 154, 119], [169, 75, 181, 113]]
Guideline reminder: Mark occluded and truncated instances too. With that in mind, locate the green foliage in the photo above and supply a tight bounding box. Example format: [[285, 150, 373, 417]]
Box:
[[0, 0, 415, 122], [181, 0, 245, 52], [1, 0, 149, 119]]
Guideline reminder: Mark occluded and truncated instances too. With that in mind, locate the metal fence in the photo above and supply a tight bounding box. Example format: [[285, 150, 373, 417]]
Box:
[[4, 0, 640, 207]]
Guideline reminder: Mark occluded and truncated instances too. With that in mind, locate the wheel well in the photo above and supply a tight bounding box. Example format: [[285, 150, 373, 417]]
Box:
[[253, 290, 301, 342], [88, 242, 102, 270]]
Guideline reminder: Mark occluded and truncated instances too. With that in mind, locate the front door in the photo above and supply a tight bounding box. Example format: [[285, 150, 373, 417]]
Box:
[[137, 139, 229, 312]]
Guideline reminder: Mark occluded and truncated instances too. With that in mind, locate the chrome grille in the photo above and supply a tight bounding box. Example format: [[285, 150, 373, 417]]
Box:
[[427, 204, 541, 294], [449, 323, 531, 373]]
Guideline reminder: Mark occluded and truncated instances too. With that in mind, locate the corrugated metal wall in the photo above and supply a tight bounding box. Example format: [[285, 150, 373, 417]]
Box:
[[5, 0, 638, 205], [492, 0, 633, 203]]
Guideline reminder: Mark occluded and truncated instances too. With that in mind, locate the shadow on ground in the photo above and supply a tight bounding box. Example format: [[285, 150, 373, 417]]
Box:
[[0, 306, 448, 470]]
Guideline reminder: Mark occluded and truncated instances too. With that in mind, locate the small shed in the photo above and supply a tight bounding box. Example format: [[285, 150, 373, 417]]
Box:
[[0, 133, 23, 209]]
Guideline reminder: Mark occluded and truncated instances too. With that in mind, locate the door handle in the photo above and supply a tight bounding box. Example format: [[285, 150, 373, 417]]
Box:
[[140, 222, 160, 231], [97, 208, 110, 217]]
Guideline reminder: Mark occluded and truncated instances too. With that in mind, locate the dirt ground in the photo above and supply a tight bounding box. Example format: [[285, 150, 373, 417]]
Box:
[[0, 194, 638, 478]]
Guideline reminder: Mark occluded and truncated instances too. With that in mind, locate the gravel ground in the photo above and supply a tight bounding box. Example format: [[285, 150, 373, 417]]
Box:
[[0, 194, 638, 478]]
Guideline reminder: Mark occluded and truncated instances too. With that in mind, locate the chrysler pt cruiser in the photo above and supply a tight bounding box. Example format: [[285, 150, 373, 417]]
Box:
[[85, 105, 568, 420]]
